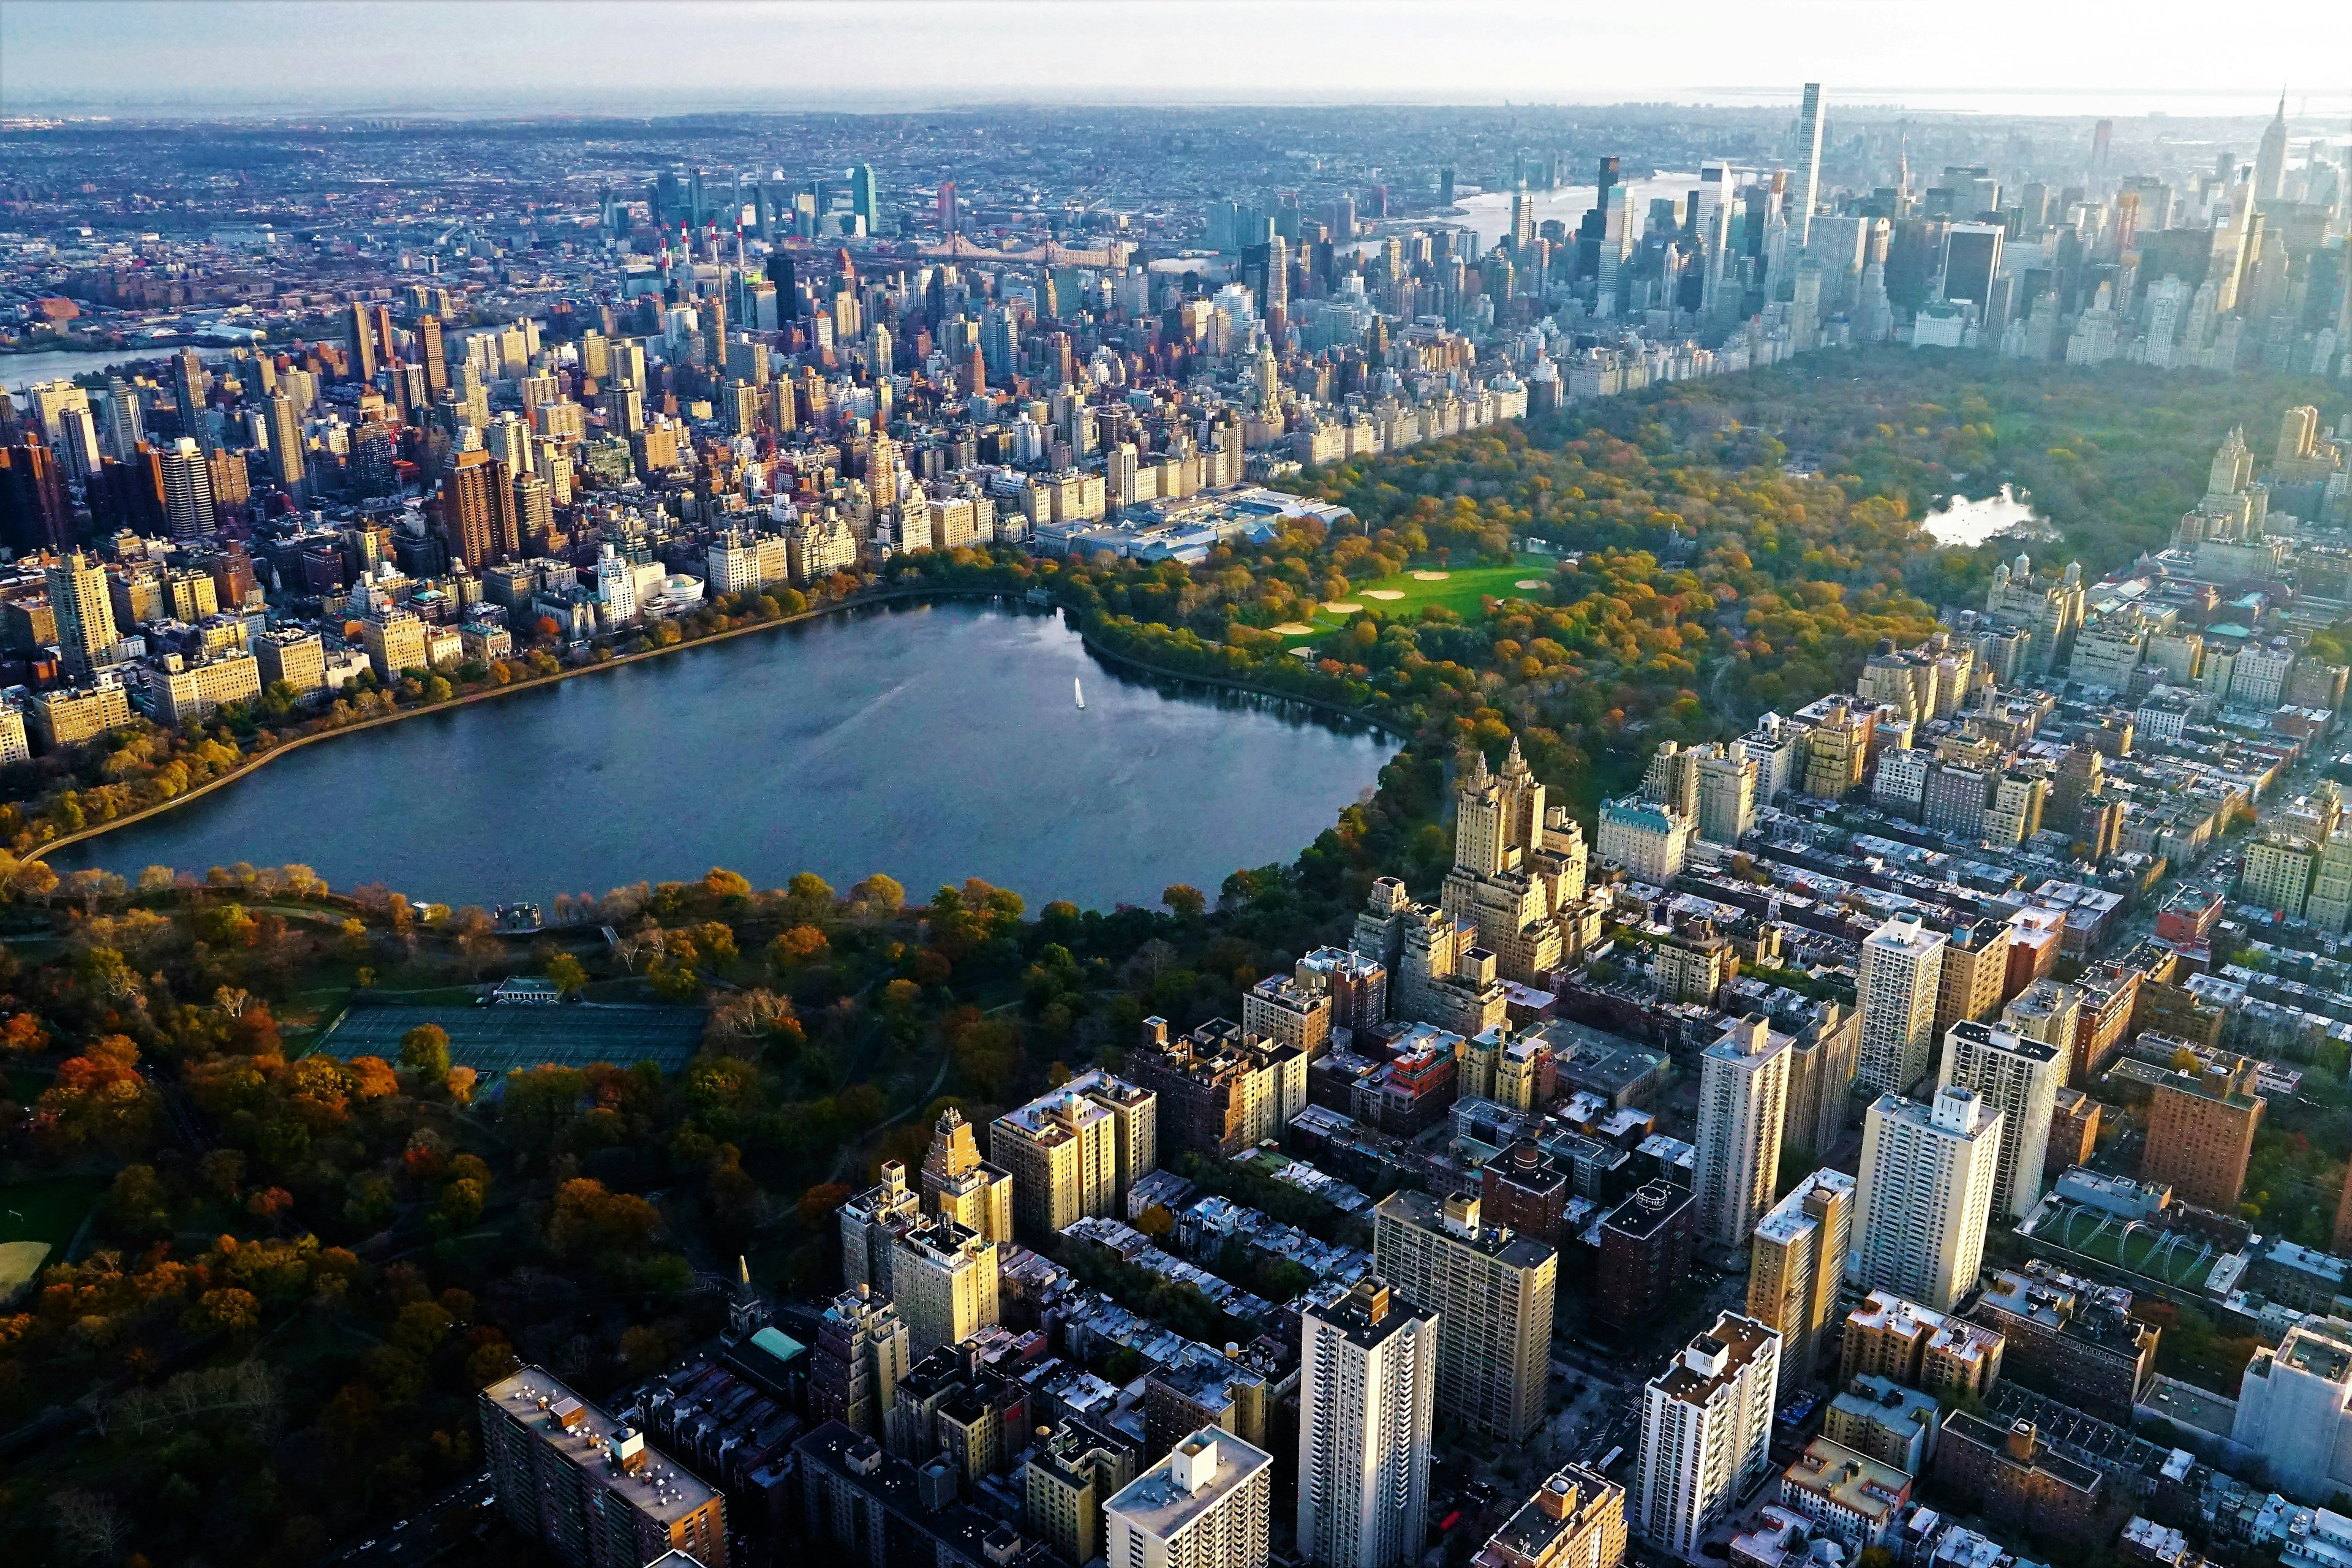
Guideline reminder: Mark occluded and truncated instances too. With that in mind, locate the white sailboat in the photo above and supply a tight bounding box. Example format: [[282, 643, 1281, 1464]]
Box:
[[1074, 677, 1086, 709]]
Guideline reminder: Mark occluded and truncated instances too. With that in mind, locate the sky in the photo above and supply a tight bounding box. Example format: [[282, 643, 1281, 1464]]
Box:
[[2, 1, 2348, 118]]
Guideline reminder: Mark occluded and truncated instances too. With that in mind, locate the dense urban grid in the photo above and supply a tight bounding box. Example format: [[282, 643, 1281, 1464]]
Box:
[[1, 74, 2351, 1568]]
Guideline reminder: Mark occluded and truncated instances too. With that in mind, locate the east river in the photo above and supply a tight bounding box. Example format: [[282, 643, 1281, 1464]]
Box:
[[43, 601, 1395, 913]]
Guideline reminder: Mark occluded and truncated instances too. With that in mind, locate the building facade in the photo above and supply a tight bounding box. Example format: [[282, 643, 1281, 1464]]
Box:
[[1852, 1087, 2003, 1313], [1633, 1314, 1781, 1563], [1372, 1190, 1556, 1441], [1297, 1278, 1438, 1568]]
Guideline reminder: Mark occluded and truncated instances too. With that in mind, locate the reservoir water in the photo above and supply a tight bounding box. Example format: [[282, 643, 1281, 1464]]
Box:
[[43, 601, 1394, 913], [1921, 486, 2048, 549]]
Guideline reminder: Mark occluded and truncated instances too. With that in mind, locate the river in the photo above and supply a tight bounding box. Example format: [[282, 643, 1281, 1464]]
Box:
[[1447, 173, 1698, 252], [0, 345, 227, 393], [42, 601, 1394, 913]]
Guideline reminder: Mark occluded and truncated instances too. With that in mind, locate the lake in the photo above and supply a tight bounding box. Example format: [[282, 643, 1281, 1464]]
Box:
[[1921, 486, 2049, 549], [43, 601, 1395, 913]]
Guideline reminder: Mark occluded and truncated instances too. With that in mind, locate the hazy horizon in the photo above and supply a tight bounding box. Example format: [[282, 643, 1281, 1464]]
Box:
[[4, 1, 2349, 121]]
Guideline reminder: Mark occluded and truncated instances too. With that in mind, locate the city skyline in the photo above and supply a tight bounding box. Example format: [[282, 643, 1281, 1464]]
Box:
[[4, 1, 2350, 117]]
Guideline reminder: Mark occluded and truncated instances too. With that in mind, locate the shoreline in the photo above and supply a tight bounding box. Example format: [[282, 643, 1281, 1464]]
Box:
[[1078, 635, 1409, 742], [29, 582, 1032, 864]]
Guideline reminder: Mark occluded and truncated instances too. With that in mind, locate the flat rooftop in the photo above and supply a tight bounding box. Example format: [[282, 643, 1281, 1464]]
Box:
[[483, 1367, 717, 1527], [1104, 1430, 1270, 1538]]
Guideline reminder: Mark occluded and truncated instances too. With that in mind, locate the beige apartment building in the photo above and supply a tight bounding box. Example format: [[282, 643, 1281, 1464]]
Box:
[[1373, 1190, 1556, 1441], [990, 1070, 1157, 1238]]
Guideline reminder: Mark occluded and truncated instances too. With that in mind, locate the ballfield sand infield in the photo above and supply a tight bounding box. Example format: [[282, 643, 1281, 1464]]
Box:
[[1270, 622, 1317, 635], [1411, 570, 1450, 581]]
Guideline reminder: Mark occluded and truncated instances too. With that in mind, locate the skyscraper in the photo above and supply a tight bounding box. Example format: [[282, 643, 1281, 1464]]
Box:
[[418, 313, 448, 397], [440, 449, 497, 569], [1297, 1277, 1437, 1568], [47, 552, 119, 679], [266, 392, 306, 501], [171, 347, 211, 453], [1695, 1016, 1791, 1250], [1746, 1169, 1855, 1403], [1937, 1020, 2064, 1219], [1793, 83, 1826, 247], [1855, 914, 1946, 1095], [1372, 1190, 1555, 1440], [1105, 1428, 1273, 1568], [1634, 1314, 1780, 1563], [156, 436, 217, 539], [0, 437, 72, 555], [851, 163, 880, 232], [1852, 1086, 2003, 1313], [101, 377, 143, 462], [347, 300, 378, 383], [2255, 94, 2290, 202]]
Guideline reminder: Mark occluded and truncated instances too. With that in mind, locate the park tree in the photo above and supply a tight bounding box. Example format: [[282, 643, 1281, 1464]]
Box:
[[399, 1023, 451, 1082]]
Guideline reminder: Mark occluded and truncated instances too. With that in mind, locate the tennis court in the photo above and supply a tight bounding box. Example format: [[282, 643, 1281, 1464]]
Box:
[[314, 1002, 708, 1074]]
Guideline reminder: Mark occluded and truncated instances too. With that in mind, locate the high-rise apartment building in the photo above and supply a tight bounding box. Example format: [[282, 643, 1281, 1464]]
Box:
[[1471, 1465, 1626, 1568], [1856, 914, 1947, 1095], [360, 605, 428, 682], [1130, 1018, 1306, 1159], [157, 435, 217, 538], [1695, 1016, 1790, 1250], [1852, 1087, 2003, 1313], [1633, 1314, 1780, 1563], [481, 1367, 729, 1568], [2233, 1316, 2352, 1505], [45, 551, 119, 680], [990, 1071, 1157, 1238], [1596, 1178, 1693, 1332], [1297, 1278, 1437, 1568], [1793, 83, 1825, 247], [266, 391, 306, 500], [1373, 1190, 1555, 1441], [2141, 1052, 2265, 1212], [1938, 1021, 2063, 1220], [1104, 1428, 1273, 1568], [808, 1284, 911, 1439], [1439, 739, 1590, 985], [888, 1215, 998, 1355], [839, 1159, 924, 1294], [1693, 742, 1759, 846], [1746, 1169, 1855, 1403], [1931, 919, 2013, 1040], [920, 1106, 1014, 1244]]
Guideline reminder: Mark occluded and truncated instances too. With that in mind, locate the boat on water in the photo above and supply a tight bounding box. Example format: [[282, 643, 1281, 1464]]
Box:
[[1074, 677, 1086, 709]]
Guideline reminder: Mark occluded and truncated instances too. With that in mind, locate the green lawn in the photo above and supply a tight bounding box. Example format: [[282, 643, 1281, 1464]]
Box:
[[1275, 556, 1558, 641], [0, 1173, 104, 1253]]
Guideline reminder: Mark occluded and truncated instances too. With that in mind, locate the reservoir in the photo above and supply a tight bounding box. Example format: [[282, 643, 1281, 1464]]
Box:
[[43, 601, 1394, 913], [1921, 486, 2049, 549]]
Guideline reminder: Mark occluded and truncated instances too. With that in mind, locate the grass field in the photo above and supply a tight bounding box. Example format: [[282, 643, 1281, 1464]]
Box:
[[1276, 556, 1557, 641], [0, 1173, 103, 1254]]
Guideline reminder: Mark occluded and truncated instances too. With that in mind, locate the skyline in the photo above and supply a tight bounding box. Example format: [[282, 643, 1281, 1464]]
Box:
[[4, 0, 2350, 118]]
